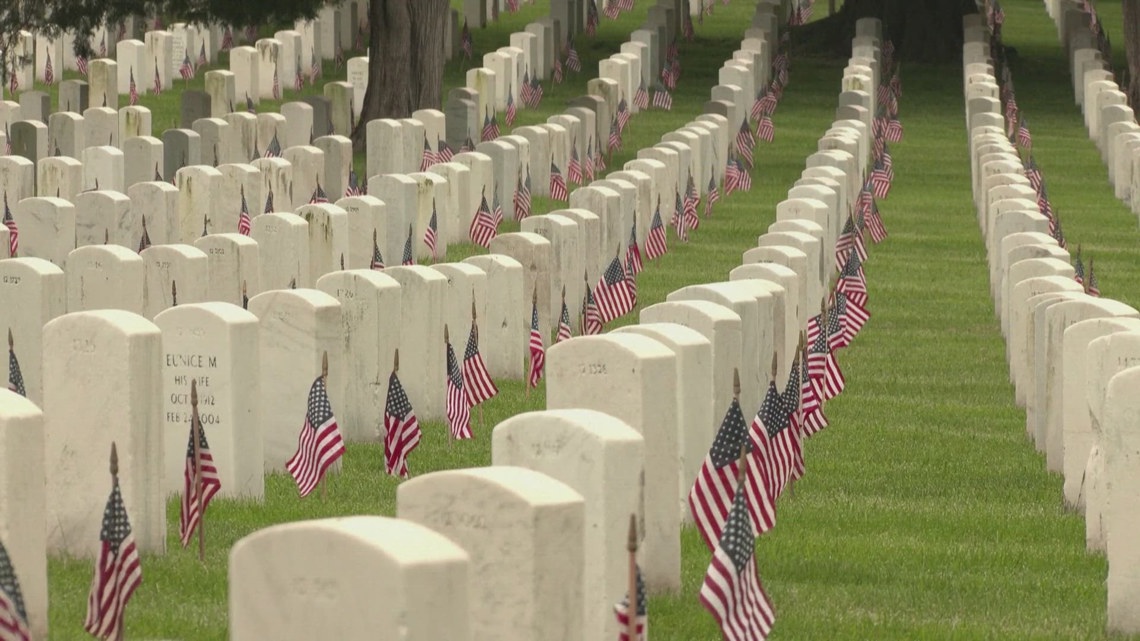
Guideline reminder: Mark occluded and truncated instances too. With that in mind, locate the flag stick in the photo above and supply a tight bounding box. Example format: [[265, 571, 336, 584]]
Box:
[[472, 297, 484, 430], [109, 441, 125, 641], [190, 379, 205, 562], [445, 324, 453, 447], [320, 350, 329, 500], [626, 513, 639, 641], [527, 283, 537, 398]]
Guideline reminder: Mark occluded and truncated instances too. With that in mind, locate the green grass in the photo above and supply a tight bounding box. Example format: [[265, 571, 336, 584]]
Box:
[[38, 0, 1140, 638]]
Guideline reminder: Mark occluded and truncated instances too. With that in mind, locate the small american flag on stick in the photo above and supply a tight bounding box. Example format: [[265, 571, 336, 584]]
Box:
[[594, 252, 636, 324], [179, 52, 194, 81], [384, 350, 421, 477], [528, 287, 545, 389], [0, 534, 31, 641], [444, 327, 473, 440], [178, 380, 221, 554], [238, 185, 252, 236], [83, 443, 143, 641], [615, 516, 648, 641], [556, 286, 573, 343], [689, 368, 751, 550], [462, 304, 498, 405], [470, 188, 497, 248], [645, 205, 668, 260], [2, 193, 17, 257], [7, 330, 24, 397], [582, 270, 603, 335], [284, 354, 345, 498]]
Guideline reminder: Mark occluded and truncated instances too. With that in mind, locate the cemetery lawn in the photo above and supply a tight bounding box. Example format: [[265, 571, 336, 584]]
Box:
[[42, 1, 1134, 638]]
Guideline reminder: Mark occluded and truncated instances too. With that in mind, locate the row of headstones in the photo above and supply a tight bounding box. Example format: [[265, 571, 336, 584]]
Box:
[[1037, 1, 1140, 215], [962, 21, 1140, 635], [0, 16, 873, 639], [1, 0, 364, 100], [215, 21, 894, 640]]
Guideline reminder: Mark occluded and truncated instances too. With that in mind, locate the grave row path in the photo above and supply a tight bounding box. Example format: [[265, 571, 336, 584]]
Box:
[[999, 1, 1140, 302], [707, 53, 1111, 640]]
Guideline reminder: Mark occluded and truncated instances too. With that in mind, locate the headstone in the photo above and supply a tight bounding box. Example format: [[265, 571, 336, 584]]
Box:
[[154, 302, 263, 499], [252, 213, 310, 289], [140, 244, 208, 318], [488, 232, 552, 340], [463, 254, 525, 379], [88, 59, 118, 109], [492, 409, 644, 641], [335, 195, 386, 270], [74, 189, 135, 250], [397, 467, 586, 640], [175, 165, 221, 242], [80, 145, 125, 193], [47, 112, 84, 159], [65, 245, 145, 313], [13, 197, 75, 267], [35, 156, 83, 201], [43, 310, 164, 555], [295, 203, 350, 287], [128, 180, 178, 246], [247, 289, 342, 472], [0, 389, 48, 639], [546, 334, 681, 592], [229, 516, 471, 641], [194, 233, 260, 306], [1103, 366, 1140, 633], [381, 267, 447, 421], [163, 129, 202, 183], [0, 258, 66, 404], [205, 70, 236, 118]]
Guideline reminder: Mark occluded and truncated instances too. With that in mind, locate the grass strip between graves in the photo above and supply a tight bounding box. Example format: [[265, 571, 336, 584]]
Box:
[[41, 1, 1134, 639]]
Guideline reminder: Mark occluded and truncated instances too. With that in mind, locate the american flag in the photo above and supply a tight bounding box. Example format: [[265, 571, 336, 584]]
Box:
[[835, 288, 869, 345], [492, 190, 504, 227], [799, 343, 827, 436], [1073, 248, 1085, 285], [557, 297, 573, 343], [626, 220, 643, 275], [238, 186, 252, 235], [616, 98, 631, 134], [594, 255, 636, 323], [707, 173, 719, 216], [1025, 156, 1043, 193], [683, 177, 700, 231], [604, 0, 621, 19], [863, 192, 888, 243], [870, 161, 890, 199], [178, 412, 221, 547], [461, 19, 474, 59], [1086, 259, 1101, 296], [220, 26, 234, 51], [128, 67, 139, 105], [885, 117, 903, 143], [634, 81, 649, 110], [482, 110, 498, 142], [0, 536, 31, 641], [756, 115, 774, 143], [698, 470, 776, 641], [550, 163, 568, 201], [672, 192, 688, 242], [83, 468, 142, 641], [689, 391, 752, 550], [470, 190, 497, 247], [507, 0, 521, 12], [763, 377, 796, 500], [743, 382, 781, 534], [505, 89, 517, 127], [423, 201, 438, 259], [609, 116, 622, 152], [461, 136, 476, 153], [334, 42, 344, 70], [76, 53, 89, 77], [264, 189, 275, 213], [310, 49, 321, 83], [565, 39, 582, 72], [284, 374, 345, 497], [528, 73, 544, 108], [294, 57, 304, 91], [528, 298, 545, 388], [660, 63, 677, 91], [152, 58, 162, 95], [514, 170, 532, 220], [309, 182, 329, 204], [370, 231, 385, 269], [2, 195, 17, 257], [1017, 116, 1032, 149], [437, 139, 455, 163], [345, 169, 365, 197], [401, 225, 415, 265], [614, 564, 648, 641], [683, 10, 696, 40], [568, 143, 583, 184], [7, 337, 24, 397], [807, 311, 845, 400], [462, 321, 498, 404], [43, 52, 54, 85], [7, 62, 17, 95], [652, 84, 673, 110], [246, 93, 256, 113], [271, 66, 281, 99], [782, 355, 806, 481], [445, 339, 473, 440], [179, 52, 194, 80], [736, 120, 755, 168], [198, 41, 208, 69], [625, 258, 637, 308], [583, 278, 603, 335], [645, 207, 668, 260], [384, 367, 421, 477], [263, 132, 282, 158], [594, 142, 606, 173], [585, 0, 600, 35], [420, 136, 437, 171], [619, 0, 634, 9], [725, 160, 741, 196], [553, 57, 564, 85], [138, 215, 152, 251], [520, 71, 534, 107], [99, 31, 108, 57]]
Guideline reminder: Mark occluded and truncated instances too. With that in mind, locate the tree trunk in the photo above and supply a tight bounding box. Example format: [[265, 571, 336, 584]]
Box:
[[1123, 0, 1140, 107], [351, 0, 449, 149], [796, 0, 977, 63]]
